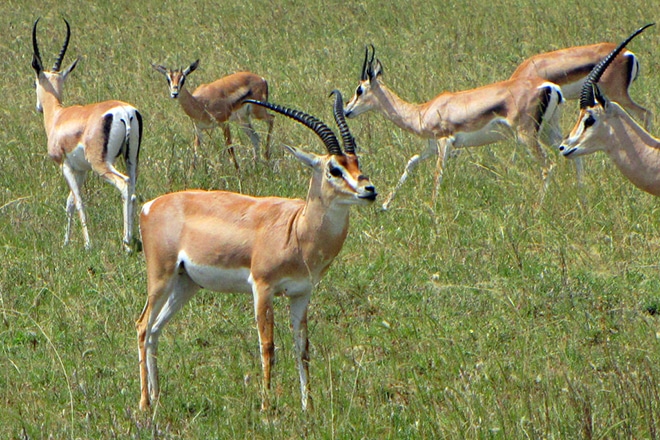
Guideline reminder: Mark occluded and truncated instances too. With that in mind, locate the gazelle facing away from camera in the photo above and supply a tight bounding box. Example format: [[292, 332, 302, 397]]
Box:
[[136, 91, 377, 412], [510, 36, 652, 129], [344, 45, 565, 210], [31, 18, 142, 251], [151, 60, 274, 169], [559, 24, 660, 196]]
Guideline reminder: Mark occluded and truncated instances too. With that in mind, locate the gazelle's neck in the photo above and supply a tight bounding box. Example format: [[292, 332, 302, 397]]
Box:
[[296, 174, 351, 276], [177, 86, 213, 123], [40, 85, 65, 136], [606, 107, 660, 196], [373, 82, 427, 135]]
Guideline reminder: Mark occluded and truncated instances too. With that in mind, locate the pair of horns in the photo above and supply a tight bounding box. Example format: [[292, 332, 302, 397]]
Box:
[[361, 44, 377, 81], [32, 17, 71, 73], [245, 90, 357, 156], [580, 23, 655, 109]]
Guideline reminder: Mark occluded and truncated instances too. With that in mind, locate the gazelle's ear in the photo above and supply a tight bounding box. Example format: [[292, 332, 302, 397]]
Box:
[[62, 57, 79, 79], [283, 145, 321, 168], [185, 59, 200, 75], [594, 84, 610, 110], [372, 59, 384, 79]]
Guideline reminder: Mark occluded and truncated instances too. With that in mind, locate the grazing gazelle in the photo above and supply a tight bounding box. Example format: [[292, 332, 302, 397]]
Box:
[[31, 18, 142, 251], [151, 60, 274, 169], [510, 36, 652, 129], [344, 45, 565, 209], [135, 91, 377, 412], [559, 24, 659, 195]]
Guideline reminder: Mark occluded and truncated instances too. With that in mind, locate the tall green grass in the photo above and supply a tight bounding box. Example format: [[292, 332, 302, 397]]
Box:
[[2, 0, 660, 438]]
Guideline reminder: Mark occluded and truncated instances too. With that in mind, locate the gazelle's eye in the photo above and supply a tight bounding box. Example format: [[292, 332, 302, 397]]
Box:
[[329, 166, 343, 178], [356, 86, 363, 97], [584, 114, 596, 128]]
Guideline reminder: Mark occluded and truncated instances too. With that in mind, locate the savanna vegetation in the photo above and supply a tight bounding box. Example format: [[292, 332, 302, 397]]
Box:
[[2, 0, 660, 438]]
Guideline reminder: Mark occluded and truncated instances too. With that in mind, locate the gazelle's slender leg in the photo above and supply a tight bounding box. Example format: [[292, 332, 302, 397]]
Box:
[[62, 161, 90, 249], [383, 140, 439, 210], [432, 137, 454, 205], [136, 270, 200, 410], [239, 118, 262, 160], [252, 280, 275, 411], [221, 123, 240, 170], [289, 293, 312, 411]]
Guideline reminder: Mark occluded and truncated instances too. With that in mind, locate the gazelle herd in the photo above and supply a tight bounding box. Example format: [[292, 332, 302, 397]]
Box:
[[28, 17, 657, 412]]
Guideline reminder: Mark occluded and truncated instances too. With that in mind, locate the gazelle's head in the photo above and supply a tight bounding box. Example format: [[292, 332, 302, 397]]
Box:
[[246, 91, 377, 206], [559, 23, 654, 158], [31, 18, 79, 113], [151, 59, 199, 99], [344, 45, 385, 119]]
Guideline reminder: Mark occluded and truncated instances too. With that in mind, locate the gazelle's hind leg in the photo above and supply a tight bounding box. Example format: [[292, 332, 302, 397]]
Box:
[[432, 138, 453, 205], [289, 293, 312, 411], [62, 162, 90, 249], [136, 268, 200, 411], [238, 117, 262, 161]]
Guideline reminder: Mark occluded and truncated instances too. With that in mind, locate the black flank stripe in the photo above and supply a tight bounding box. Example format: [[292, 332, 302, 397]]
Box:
[[102, 114, 113, 162], [534, 86, 553, 133]]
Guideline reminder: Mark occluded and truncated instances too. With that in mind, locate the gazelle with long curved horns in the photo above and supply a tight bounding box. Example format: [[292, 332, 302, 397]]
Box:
[[136, 91, 377, 412], [510, 37, 652, 129], [31, 18, 142, 251], [559, 24, 660, 196], [344, 45, 565, 210], [151, 60, 274, 169]]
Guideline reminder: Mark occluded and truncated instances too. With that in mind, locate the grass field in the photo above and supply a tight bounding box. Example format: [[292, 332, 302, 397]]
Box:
[[2, 0, 660, 438]]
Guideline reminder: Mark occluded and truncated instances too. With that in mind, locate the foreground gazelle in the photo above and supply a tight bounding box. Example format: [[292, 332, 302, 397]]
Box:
[[136, 91, 377, 412], [559, 24, 659, 195], [510, 37, 652, 129], [344, 45, 564, 210], [31, 18, 142, 251], [151, 60, 274, 169]]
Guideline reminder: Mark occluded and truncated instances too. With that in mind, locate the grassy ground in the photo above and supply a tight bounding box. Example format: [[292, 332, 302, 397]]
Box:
[[2, 0, 660, 438]]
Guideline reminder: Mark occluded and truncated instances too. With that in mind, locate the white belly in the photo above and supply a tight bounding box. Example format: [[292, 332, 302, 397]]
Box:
[[452, 118, 511, 148], [179, 252, 252, 293]]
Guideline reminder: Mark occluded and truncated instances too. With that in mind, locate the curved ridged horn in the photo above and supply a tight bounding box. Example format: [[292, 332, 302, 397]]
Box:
[[32, 18, 43, 72], [360, 45, 370, 80], [53, 18, 71, 72], [330, 89, 357, 154], [580, 23, 655, 109], [244, 99, 342, 155]]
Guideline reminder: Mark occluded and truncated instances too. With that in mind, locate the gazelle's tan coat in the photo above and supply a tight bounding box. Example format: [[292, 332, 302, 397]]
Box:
[[31, 18, 142, 250], [344, 46, 564, 209], [136, 93, 376, 412], [152, 60, 273, 169], [510, 42, 651, 128], [559, 25, 657, 195]]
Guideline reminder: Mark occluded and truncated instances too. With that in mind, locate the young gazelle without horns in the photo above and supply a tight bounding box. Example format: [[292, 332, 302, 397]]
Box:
[[559, 24, 659, 195], [510, 35, 652, 129], [31, 18, 142, 251], [344, 45, 565, 210], [136, 91, 377, 412], [151, 60, 274, 169]]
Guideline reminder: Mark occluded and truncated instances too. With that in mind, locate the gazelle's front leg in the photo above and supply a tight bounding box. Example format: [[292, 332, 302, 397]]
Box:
[[252, 281, 275, 411], [289, 293, 312, 411], [221, 123, 240, 171], [382, 139, 439, 210], [62, 161, 90, 249]]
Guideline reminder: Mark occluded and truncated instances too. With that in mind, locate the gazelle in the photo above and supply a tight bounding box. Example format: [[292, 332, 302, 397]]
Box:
[[559, 24, 660, 196], [510, 37, 652, 129], [344, 45, 565, 210], [135, 91, 377, 412], [151, 60, 274, 169], [31, 18, 142, 251]]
